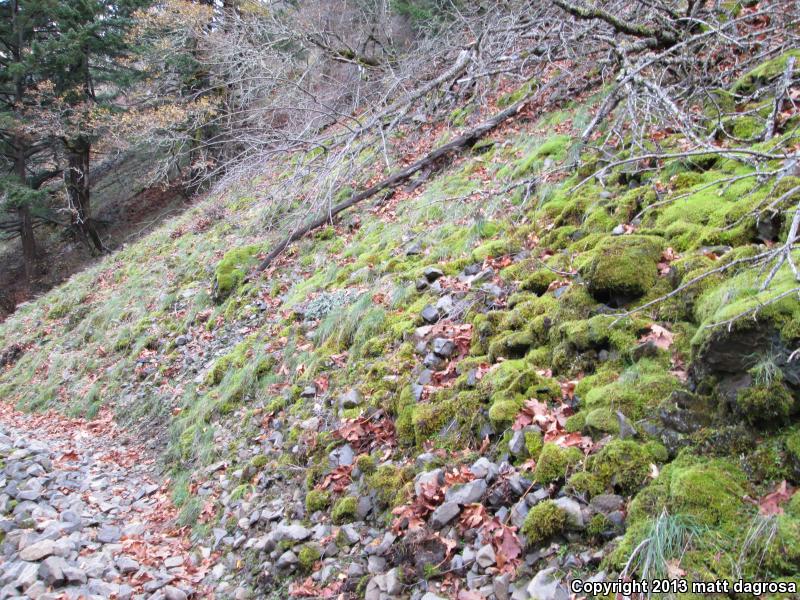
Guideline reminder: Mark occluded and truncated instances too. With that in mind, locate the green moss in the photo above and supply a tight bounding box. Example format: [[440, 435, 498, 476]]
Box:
[[249, 455, 268, 470], [521, 500, 568, 546], [305, 489, 330, 513], [367, 465, 412, 508], [589, 440, 652, 495], [732, 50, 800, 94], [525, 430, 544, 459], [488, 399, 522, 425], [534, 443, 582, 483], [213, 245, 260, 301], [356, 454, 377, 474], [564, 412, 586, 433], [332, 496, 358, 524], [520, 270, 559, 295], [298, 544, 321, 572], [472, 238, 519, 262], [583, 235, 662, 303], [584, 359, 681, 420], [566, 471, 605, 498], [584, 408, 620, 435], [587, 513, 613, 540], [734, 378, 795, 428]]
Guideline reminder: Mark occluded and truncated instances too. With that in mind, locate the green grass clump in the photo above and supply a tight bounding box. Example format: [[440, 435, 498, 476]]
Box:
[[522, 500, 568, 546]]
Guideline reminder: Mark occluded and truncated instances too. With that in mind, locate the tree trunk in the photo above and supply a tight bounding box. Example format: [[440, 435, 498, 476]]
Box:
[[14, 141, 36, 284], [66, 137, 104, 252], [11, 0, 36, 284]]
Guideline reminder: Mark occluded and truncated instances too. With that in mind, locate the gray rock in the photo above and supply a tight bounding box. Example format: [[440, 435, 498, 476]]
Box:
[[421, 305, 439, 324], [116, 556, 140, 574], [417, 369, 433, 385], [164, 586, 189, 600], [62, 565, 87, 584], [423, 267, 445, 283], [175, 335, 190, 347], [470, 457, 498, 483], [275, 523, 312, 542], [590, 494, 625, 515], [527, 567, 570, 600], [495, 572, 512, 600], [329, 444, 355, 468], [367, 555, 386, 574], [553, 497, 584, 529], [96, 525, 121, 543], [340, 389, 363, 409], [445, 479, 487, 505], [385, 567, 402, 595], [432, 338, 456, 358], [38, 556, 68, 586], [19, 538, 55, 561], [423, 352, 445, 370], [508, 430, 527, 456], [476, 544, 496, 569], [414, 469, 444, 496], [276, 550, 298, 569], [617, 411, 638, 439], [430, 502, 460, 529]]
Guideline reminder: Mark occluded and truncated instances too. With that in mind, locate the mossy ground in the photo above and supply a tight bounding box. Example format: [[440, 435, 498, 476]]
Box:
[[1, 52, 799, 590]]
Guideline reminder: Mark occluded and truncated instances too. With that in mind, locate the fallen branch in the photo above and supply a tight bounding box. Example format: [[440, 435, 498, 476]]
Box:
[[255, 95, 532, 273]]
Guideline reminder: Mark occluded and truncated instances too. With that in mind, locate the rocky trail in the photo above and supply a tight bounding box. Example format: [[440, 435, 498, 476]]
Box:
[[0, 404, 209, 600]]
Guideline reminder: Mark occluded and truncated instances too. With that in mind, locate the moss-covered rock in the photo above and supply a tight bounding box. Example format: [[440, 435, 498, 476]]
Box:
[[582, 235, 662, 305], [589, 439, 652, 495], [305, 489, 330, 513], [298, 544, 321, 572], [213, 245, 261, 302], [521, 500, 568, 546], [565, 471, 605, 498], [332, 496, 358, 524], [584, 408, 620, 436], [534, 443, 582, 483], [367, 464, 413, 508], [584, 359, 681, 420]]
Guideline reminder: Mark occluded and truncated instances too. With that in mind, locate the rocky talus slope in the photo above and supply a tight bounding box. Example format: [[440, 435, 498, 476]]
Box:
[[2, 52, 800, 599]]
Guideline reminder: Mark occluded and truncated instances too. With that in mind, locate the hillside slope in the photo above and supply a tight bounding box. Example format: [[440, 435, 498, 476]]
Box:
[[2, 48, 800, 600]]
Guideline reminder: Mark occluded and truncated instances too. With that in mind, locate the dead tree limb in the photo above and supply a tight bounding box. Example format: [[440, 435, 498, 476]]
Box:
[[255, 96, 531, 273]]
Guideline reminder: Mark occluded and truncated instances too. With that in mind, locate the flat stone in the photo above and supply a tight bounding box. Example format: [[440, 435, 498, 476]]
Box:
[[527, 567, 570, 600], [329, 444, 355, 467], [19, 538, 55, 561], [96, 525, 121, 543], [590, 494, 625, 515], [164, 586, 189, 600], [445, 479, 487, 505], [470, 457, 498, 483], [117, 557, 140, 574], [430, 502, 460, 529], [275, 523, 312, 542]]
